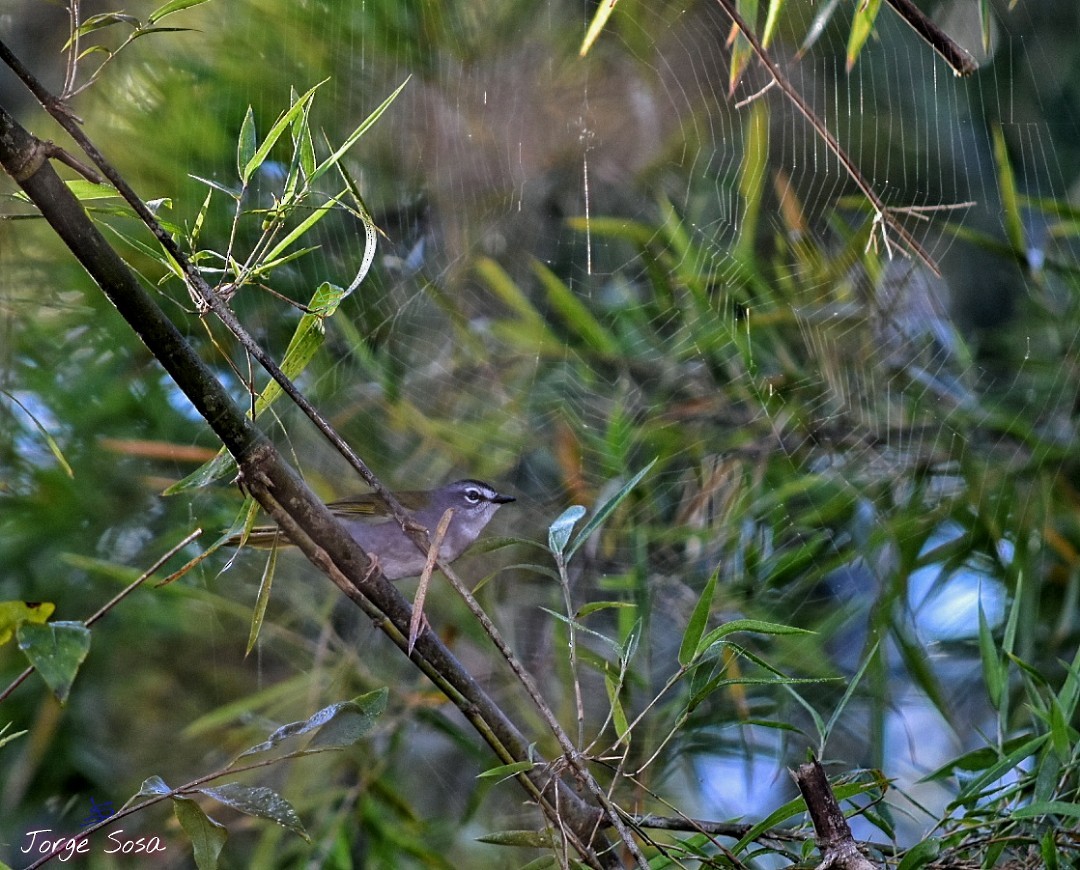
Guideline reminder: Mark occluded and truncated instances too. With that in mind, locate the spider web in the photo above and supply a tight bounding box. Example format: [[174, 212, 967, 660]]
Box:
[[177, 0, 1076, 829]]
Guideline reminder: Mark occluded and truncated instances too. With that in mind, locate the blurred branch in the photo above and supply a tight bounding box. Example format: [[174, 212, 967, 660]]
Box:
[[885, 0, 978, 77]]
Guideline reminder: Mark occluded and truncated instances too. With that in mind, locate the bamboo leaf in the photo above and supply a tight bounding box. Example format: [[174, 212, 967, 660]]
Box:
[[679, 567, 718, 666], [847, 0, 883, 72], [566, 458, 657, 561], [148, 0, 212, 24], [579, 0, 621, 57], [242, 79, 328, 185]]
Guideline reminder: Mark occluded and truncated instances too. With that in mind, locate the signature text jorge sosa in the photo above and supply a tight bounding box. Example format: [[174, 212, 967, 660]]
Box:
[[21, 829, 166, 861]]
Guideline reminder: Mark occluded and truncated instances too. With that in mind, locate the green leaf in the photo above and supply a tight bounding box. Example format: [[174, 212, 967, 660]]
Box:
[[822, 638, 880, 750], [605, 670, 630, 740], [148, 0, 212, 25], [292, 99, 316, 182], [2, 390, 74, 478], [332, 160, 380, 296], [67, 181, 120, 201], [1055, 643, 1080, 719], [548, 505, 586, 557], [162, 449, 237, 494], [474, 257, 561, 351], [761, 0, 786, 48], [475, 829, 553, 847], [732, 777, 879, 853], [1048, 694, 1071, 764], [565, 458, 657, 561], [891, 624, 953, 725], [70, 13, 139, 43], [954, 734, 1047, 803], [579, 0, 620, 56], [696, 618, 813, 655], [189, 174, 240, 199], [734, 97, 769, 261], [197, 783, 308, 840], [728, 0, 758, 93], [236, 107, 257, 183], [576, 600, 634, 618], [173, 797, 227, 870], [1013, 800, 1080, 820], [531, 259, 619, 357], [992, 125, 1027, 258], [16, 620, 91, 703], [921, 734, 1036, 781], [847, 0, 883, 72], [0, 600, 55, 645], [307, 78, 411, 187], [246, 540, 277, 656], [242, 79, 328, 185], [978, 599, 1004, 706], [1041, 827, 1060, 870], [0, 722, 27, 751], [896, 838, 941, 870], [679, 566, 718, 666], [252, 281, 345, 410], [167, 281, 346, 493]]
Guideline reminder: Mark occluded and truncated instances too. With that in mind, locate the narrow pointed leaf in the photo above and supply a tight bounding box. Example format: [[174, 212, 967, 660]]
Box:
[[246, 541, 277, 656], [477, 760, 537, 781], [236, 107, 256, 182], [242, 80, 328, 185], [579, 0, 620, 56], [679, 567, 718, 666], [978, 599, 1004, 707], [847, 0, 883, 72], [566, 458, 657, 560], [308, 78, 410, 186], [148, 0, 211, 24], [531, 259, 619, 356]]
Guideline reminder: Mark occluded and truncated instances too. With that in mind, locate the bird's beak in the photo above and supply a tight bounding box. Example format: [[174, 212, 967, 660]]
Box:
[[493, 493, 516, 504]]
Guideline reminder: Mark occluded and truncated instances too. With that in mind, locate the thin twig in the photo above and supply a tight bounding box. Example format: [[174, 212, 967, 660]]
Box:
[[408, 507, 453, 654]]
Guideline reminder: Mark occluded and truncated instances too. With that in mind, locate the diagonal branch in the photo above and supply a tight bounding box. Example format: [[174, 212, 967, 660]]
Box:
[[0, 38, 648, 863], [0, 99, 620, 868]]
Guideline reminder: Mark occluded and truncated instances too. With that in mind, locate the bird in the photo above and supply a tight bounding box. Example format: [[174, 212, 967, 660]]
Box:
[[226, 479, 515, 580]]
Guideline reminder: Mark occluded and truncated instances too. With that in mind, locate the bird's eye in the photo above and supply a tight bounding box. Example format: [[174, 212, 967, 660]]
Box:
[[464, 487, 483, 504]]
